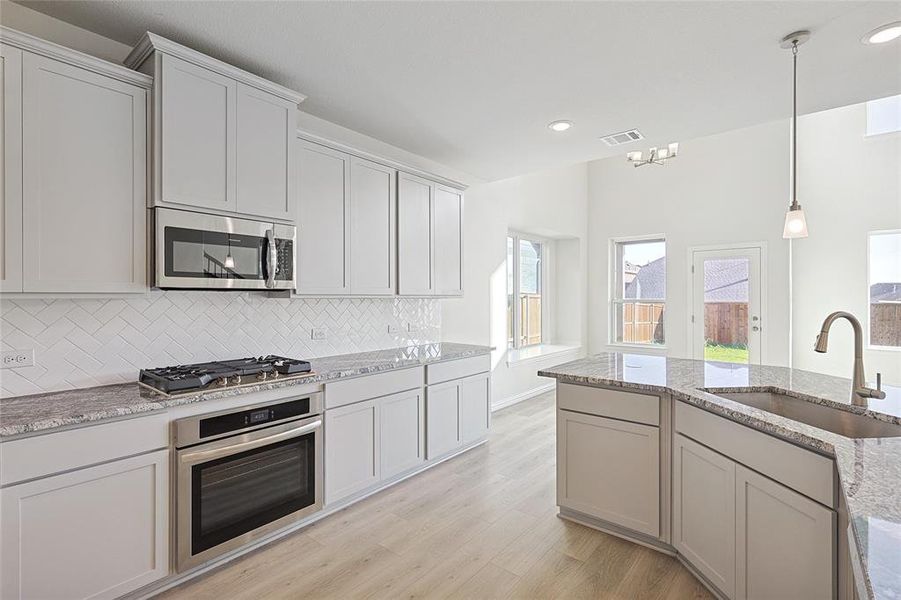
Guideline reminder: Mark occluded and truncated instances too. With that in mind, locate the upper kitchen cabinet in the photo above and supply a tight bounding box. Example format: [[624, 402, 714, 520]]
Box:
[[296, 138, 396, 296], [125, 33, 303, 223], [397, 172, 464, 296], [1, 28, 151, 293]]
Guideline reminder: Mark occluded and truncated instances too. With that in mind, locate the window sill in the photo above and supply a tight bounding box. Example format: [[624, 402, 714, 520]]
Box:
[[605, 342, 667, 355], [506, 344, 582, 366]]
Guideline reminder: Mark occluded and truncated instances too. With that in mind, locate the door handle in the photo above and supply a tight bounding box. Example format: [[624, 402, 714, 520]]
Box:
[[265, 229, 277, 288]]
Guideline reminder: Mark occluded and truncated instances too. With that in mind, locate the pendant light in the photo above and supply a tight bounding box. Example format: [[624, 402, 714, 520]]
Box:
[[781, 31, 810, 239]]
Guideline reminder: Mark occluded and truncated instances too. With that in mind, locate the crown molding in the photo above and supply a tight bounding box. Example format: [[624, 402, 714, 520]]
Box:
[[125, 32, 305, 105], [0, 26, 152, 89]]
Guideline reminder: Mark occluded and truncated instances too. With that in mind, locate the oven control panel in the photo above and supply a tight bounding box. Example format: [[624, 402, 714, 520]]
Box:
[[198, 397, 311, 440]]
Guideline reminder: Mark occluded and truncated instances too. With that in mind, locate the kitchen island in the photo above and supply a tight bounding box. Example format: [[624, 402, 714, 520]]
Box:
[[539, 352, 901, 600]]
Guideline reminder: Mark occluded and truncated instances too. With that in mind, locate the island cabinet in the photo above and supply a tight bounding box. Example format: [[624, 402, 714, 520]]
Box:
[[0, 415, 169, 600], [556, 383, 661, 538], [1, 28, 150, 293], [397, 172, 464, 297], [295, 139, 396, 296], [125, 32, 303, 223], [674, 401, 836, 600]]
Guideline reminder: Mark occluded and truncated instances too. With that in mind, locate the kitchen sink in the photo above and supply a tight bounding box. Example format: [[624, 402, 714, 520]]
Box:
[[707, 390, 901, 439]]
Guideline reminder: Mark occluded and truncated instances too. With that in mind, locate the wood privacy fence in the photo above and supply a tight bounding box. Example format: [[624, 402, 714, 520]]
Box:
[[871, 303, 901, 347], [704, 302, 749, 346], [507, 294, 543, 347], [623, 302, 665, 344]]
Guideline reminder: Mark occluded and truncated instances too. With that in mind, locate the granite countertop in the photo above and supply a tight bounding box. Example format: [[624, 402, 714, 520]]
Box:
[[539, 352, 901, 600], [0, 342, 491, 440]]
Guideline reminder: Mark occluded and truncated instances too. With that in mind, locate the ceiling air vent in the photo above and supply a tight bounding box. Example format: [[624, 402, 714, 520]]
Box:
[[600, 129, 644, 147]]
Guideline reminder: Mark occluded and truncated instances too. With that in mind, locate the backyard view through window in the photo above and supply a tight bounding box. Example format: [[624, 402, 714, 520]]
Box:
[[507, 234, 543, 348], [612, 238, 665, 345], [702, 258, 750, 363], [869, 231, 901, 348]]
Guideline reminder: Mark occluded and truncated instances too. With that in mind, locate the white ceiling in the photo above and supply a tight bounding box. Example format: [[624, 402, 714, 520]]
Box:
[[15, 1, 901, 181]]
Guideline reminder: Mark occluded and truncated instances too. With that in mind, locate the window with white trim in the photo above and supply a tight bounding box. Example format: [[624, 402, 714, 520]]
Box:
[[869, 231, 901, 348], [866, 95, 901, 137], [611, 237, 666, 346], [507, 233, 545, 349]]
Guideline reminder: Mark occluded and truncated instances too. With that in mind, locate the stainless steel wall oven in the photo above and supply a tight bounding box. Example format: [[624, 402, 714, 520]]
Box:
[[174, 393, 322, 571]]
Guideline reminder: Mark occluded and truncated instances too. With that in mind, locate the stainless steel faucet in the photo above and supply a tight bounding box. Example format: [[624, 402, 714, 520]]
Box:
[[814, 311, 886, 404]]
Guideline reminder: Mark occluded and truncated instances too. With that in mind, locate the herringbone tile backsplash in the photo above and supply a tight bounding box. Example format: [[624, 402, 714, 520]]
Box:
[[0, 292, 441, 397]]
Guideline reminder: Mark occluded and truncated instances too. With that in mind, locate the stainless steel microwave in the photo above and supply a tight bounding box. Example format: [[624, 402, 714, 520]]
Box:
[[154, 208, 295, 290]]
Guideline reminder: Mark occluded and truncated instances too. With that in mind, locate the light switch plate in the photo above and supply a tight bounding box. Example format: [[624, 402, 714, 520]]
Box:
[[388, 325, 400, 334], [1, 349, 34, 369], [311, 328, 327, 341], [406, 323, 419, 333]]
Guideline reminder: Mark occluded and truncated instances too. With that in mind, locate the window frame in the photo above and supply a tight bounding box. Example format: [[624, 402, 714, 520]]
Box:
[[507, 231, 549, 350], [865, 95, 901, 138], [867, 229, 901, 351], [608, 234, 667, 349]]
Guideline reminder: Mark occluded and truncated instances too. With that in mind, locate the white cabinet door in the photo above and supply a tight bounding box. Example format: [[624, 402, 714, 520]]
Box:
[[296, 140, 350, 294], [459, 373, 490, 443], [0, 450, 168, 600], [325, 398, 379, 504], [0, 43, 23, 292], [160, 54, 236, 212], [735, 465, 835, 600], [21, 52, 147, 293], [557, 410, 660, 537], [379, 389, 425, 479], [426, 381, 461, 459], [350, 157, 396, 295], [433, 185, 463, 296], [236, 82, 294, 221], [397, 172, 433, 295], [673, 434, 736, 598]]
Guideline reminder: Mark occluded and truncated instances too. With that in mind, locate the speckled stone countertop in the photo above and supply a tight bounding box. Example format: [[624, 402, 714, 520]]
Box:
[[0, 342, 491, 440], [538, 352, 901, 600]]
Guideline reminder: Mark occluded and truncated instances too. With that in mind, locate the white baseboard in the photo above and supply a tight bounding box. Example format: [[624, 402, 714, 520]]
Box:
[[491, 381, 555, 412]]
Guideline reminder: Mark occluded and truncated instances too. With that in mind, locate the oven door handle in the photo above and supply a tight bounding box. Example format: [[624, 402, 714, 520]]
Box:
[[179, 419, 321, 464]]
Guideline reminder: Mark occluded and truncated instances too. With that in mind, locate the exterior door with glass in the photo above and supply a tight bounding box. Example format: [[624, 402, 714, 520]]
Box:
[[691, 246, 764, 365]]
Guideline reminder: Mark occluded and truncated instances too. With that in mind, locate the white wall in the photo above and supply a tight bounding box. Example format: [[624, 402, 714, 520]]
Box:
[[441, 163, 589, 408], [792, 102, 901, 382], [587, 120, 792, 366]]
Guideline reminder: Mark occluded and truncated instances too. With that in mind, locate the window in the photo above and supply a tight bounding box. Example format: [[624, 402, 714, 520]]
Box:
[[866, 95, 901, 137], [869, 231, 901, 348], [611, 237, 666, 346], [507, 233, 544, 348]]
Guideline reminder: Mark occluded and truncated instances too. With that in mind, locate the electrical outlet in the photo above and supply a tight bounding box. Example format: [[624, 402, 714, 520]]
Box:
[[406, 323, 419, 333], [311, 327, 327, 341], [388, 324, 400, 334], [1, 349, 34, 369]]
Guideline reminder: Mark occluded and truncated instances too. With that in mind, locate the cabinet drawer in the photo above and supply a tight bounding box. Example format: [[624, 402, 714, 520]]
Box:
[[676, 401, 835, 508], [557, 383, 659, 426], [0, 413, 168, 486], [325, 367, 424, 409], [426, 355, 489, 385]]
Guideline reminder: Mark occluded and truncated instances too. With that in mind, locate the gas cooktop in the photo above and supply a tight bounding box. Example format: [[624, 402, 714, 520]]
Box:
[[139, 356, 312, 395]]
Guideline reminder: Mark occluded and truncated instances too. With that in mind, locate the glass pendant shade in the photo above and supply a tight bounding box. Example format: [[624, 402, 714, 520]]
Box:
[[782, 207, 809, 238], [224, 254, 235, 269]]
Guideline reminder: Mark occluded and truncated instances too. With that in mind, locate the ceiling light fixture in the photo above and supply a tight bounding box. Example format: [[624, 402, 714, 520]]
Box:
[[781, 30, 811, 239], [862, 21, 901, 44], [548, 120, 573, 132], [626, 142, 679, 167]]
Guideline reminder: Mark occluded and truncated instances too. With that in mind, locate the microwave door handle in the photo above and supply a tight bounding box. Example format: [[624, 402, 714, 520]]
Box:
[[179, 419, 322, 464], [265, 229, 277, 288]]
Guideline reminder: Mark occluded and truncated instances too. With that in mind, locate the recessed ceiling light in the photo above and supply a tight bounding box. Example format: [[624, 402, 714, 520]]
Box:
[[548, 120, 573, 132], [862, 21, 901, 44]]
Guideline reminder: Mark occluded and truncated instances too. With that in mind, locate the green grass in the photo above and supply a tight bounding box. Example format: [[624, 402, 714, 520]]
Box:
[[704, 342, 749, 364]]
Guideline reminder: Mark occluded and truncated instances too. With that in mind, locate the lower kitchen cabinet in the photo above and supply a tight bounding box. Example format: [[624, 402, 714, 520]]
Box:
[[557, 409, 660, 537], [673, 434, 736, 597], [325, 388, 426, 505], [0, 449, 169, 600], [325, 397, 380, 503], [735, 464, 835, 600], [426, 372, 490, 459], [379, 388, 425, 479]]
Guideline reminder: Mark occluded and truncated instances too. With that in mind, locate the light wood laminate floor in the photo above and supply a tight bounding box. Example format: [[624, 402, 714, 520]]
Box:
[[159, 392, 712, 599]]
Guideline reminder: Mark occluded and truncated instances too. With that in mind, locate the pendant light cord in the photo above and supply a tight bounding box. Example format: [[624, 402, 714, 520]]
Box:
[[791, 41, 799, 210]]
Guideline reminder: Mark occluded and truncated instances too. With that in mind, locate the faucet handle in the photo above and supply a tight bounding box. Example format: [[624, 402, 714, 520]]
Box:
[[876, 372, 882, 392]]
